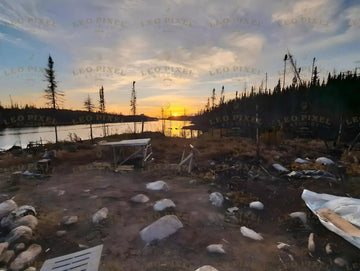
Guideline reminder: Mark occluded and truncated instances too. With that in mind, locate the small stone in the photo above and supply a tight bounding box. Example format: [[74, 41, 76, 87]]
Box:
[[206, 244, 226, 254], [334, 257, 348, 267], [131, 194, 149, 203], [153, 199, 175, 211], [92, 208, 108, 224], [277, 242, 290, 250], [308, 233, 315, 253], [0, 250, 15, 264], [57, 190, 66, 196], [195, 266, 218, 271], [78, 244, 89, 249], [83, 189, 90, 193], [14, 243, 25, 253], [227, 207, 239, 213], [146, 180, 169, 191], [289, 212, 307, 224], [209, 192, 223, 207], [24, 267, 37, 271], [9, 244, 42, 271], [240, 226, 263, 241], [189, 180, 197, 185], [325, 243, 333, 254], [62, 216, 78, 225], [249, 201, 264, 210], [56, 231, 67, 237]]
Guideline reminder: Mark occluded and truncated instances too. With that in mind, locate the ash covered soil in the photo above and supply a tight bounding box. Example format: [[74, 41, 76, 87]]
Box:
[[0, 134, 360, 271]]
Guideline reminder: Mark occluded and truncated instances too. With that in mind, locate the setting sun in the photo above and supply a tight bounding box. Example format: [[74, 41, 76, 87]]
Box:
[[173, 113, 178, 117]]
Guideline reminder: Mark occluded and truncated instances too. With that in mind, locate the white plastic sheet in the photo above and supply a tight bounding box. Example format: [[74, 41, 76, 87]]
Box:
[[301, 189, 360, 250]]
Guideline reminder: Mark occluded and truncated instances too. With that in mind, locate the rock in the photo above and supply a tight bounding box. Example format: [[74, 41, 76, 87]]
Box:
[[315, 157, 334, 165], [249, 201, 264, 210], [295, 158, 309, 164], [6, 226, 33, 245], [12, 205, 36, 218], [227, 207, 239, 213], [62, 216, 78, 225], [10, 215, 38, 230], [0, 200, 17, 219], [131, 194, 149, 203], [56, 230, 66, 237], [24, 267, 37, 271], [14, 243, 25, 253], [272, 163, 289, 173], [146, 180, 169, 191], [207, 213, 224, 225], [140, 215, 183, 243], [240, 226, 263, 241], [209, 192, 223, 207], [0, 250, 14, 264], [0, 242, 8, 255], [189, 179, 197, 185], [325, 243, 333, 254], [277, 242, 290, 250], [289, 212, 307, 224], [206, 244, 226, 254], [57, 190, 66, 196], [92, 208, 108, 224], [9, 244, 42, 271], [334, 257, 348, 267], [153, 199, 175, 211], [308, 233, 315, 252], [195, 265, 218, 271]]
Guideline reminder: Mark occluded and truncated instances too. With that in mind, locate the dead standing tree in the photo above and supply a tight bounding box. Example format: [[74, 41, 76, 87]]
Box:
[[99, 86, 106, 137], [84, 94, 95, 140], [130, 81, 136, 133], [44, 55, 63, 143]]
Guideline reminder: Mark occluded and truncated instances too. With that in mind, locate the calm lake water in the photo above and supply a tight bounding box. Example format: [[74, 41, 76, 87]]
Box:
[[0, 120, 197, 150]]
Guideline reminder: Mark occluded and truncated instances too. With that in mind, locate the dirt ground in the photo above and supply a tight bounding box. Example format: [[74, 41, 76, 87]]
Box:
[[0, 134, 360, 271]]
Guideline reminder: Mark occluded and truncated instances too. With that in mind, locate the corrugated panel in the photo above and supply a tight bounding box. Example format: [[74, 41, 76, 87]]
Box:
[[40, 245, 103, 271]]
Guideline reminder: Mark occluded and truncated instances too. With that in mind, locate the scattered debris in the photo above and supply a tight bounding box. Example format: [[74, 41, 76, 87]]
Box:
[[249, 201, 264, 210], [146, 180, 169, 191], [140, 215, 183, 243], [131, 194, 150, 203], [272, 163, 289, 173], [206, 244, 226, 254], [153, 199, 175, 212], [92, 208, 109, 224], [240, 226, 263, 241], [209, 192, 224, 207]]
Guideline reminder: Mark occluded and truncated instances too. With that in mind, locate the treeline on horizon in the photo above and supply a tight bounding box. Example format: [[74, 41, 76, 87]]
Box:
[[192, 70, 360, 142], [0, 107, 157, 129]]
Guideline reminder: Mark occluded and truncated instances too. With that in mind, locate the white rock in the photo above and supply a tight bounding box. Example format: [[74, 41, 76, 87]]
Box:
[[209, 192, 223, 207], [325, 243, 333, 254], [249, 201, 264, 210], [10, 244, 42, 271], [240, 226, 263, 241], [277, 242, 290, 250], [153, 199, 175, 211], [62, 216, 78, 225], [272, 163, 289, 173], [131, 194, 150, 203], [24, 267, 37, 271], [227, 207, 239, 213], [334, 257, 348, 267], [140, 215, 183, 243], [315, 157, 334, 165], [308, 233, 315, 252], [146, 180, 169, 191], [189, 179, 197, 185], [195, 266, 218, 271], [0, 200, 17, 219], [12, 205, 36, 217], [206, 244, 226, 254], [289, 212, 307, 224], [92, 208, 108, 224], [6, 226, 33, 245], [295, 158, 309, 164]]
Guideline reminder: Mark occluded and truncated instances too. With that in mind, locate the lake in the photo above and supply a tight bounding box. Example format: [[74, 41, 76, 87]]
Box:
[[0, 120, 197, 150]]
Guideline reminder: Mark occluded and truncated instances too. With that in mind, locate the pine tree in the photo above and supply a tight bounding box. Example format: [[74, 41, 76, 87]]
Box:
[[84, 94, 95, 140], [44, 55, 63, 143], [130, 81, 137, 133]]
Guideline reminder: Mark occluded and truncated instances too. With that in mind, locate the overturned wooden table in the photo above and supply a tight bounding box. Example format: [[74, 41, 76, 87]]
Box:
[[100, 138, 152, 168]]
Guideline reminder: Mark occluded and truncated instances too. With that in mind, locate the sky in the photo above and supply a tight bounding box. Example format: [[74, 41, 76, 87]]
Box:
[[0, 0, 359, 117]]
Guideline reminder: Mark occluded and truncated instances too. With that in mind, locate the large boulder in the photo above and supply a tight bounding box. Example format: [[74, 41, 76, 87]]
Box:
[[0, 200, 17, 219], [140, 215, 183, 243], [9, 244, 42, 271], [146, 181, 169, 191], [153, 199, 175, 211]]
